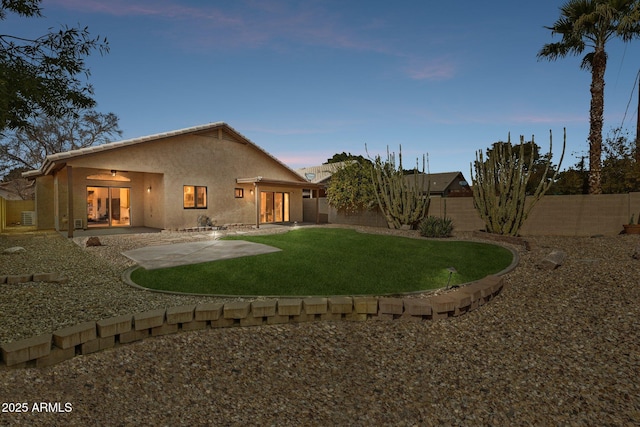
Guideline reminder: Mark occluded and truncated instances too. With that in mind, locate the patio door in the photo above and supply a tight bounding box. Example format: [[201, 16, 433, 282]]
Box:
[[260, 191, 290, 224], [87, 186, 131, 227]]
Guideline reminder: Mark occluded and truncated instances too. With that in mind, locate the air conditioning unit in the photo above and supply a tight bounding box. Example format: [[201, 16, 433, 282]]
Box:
[[21, 211, 35, 226], [74, 219, 84, 229]]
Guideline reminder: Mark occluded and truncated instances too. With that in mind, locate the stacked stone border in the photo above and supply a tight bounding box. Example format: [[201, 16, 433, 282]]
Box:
[[0, 275, 505, 369], [0, 272, 68, 285]]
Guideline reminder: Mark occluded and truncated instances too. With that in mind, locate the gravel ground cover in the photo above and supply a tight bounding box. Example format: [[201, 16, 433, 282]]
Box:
[[0, 226, 639, 426]]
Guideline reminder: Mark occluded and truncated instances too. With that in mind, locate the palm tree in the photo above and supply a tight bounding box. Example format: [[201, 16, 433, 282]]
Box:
[[538, 0, 640, 194]]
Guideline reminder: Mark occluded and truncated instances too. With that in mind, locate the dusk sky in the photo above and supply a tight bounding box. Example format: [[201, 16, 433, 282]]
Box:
[[7, 0, 640, 175]]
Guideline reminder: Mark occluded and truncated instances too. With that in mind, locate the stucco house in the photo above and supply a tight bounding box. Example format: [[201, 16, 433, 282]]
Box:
[[24, 122, 321, 237]]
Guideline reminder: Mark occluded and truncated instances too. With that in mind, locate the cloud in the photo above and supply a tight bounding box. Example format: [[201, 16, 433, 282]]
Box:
[[403, 58, 457, 81], [49, 0, 388, 52]]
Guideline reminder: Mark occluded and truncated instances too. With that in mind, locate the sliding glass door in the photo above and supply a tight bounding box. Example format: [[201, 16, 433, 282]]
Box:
[[260, 191, 290, 224], [87, 186, 131, 227]]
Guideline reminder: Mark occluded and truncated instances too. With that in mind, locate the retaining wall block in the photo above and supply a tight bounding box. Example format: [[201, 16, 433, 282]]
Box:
[[151, 323, 179, 337], [35, 346, 75, 368], [483, 275, 504, 295], [344, 312, 368, 321], [328, 297, 353, 314], [6, 274, 32, 284], [166, 305, 196, 324], [303, 298, 328, 315], [195, 302, 224, 321], [267, 314, 291, 325], [211, 317, 236, 328], [133, 309, 166, 331], [80, 336, 115, 355], [353, 297, 378, 314], [180, 320, 207, 331], [291, 312, 315, 323], [278, 299, 302, 316], [448, 292, 472, 316], [52, 321, 97, 349], [378, 298, 404, 315], [32, 272, 56, 282], [428, 295, 457, 319], [371, 313, 394, 321], [403, 299, 433, 317], [51, 274, 68, 284], [96, 315, 133, 338], [251, 300, 277, 317], [458, 283, 483, 310], [118, 328, 150, 344], [321, 312, 343, 321], [240, 316, 265, 327], [460, 281, 491, 306], [223, 301, 251, 319], [400, 312, 425, 322], [1, 334, 52, 367]]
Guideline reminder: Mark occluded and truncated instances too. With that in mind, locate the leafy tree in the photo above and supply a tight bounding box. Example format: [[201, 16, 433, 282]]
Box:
[[0, 109, 121, 175], [326, 160, 377, 213], [324, 152, 368, 164], [550, 156, 590, 194], [551, 128, 640, 194], [0, 0, 109, 132], [485, 139, 558, 194], [601, 127, 640, 192], [538, 0, 640, 194]]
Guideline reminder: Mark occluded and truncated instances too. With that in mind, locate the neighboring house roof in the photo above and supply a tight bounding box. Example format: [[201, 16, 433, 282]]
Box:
[[295, 161, 351, 183], [296, 163, 469, 195], [23, 122, 307, 183], [405, 172, 469, 193]]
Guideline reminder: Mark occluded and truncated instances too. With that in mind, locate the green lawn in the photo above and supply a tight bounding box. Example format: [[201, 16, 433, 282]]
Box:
[[130, 228, 513, 296]]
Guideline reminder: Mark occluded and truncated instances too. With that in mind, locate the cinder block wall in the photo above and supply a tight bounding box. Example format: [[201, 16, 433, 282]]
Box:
[[328, 193, 640, 236]]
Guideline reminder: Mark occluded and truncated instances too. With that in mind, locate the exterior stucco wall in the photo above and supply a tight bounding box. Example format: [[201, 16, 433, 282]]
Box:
[[35, 176, 55, 229], [40, 127, 307, 230]]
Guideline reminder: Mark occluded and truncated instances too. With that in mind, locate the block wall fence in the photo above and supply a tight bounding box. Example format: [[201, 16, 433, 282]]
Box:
[[0, 275, 504, 368], [325, 192, 640, 236]]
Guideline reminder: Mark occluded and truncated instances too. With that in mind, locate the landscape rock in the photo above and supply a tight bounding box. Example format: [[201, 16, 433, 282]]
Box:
[[2, 246, 26, 254], [85, 236, 102, 247], [538, 249, 567, 270], [632, 244, 640, 260]]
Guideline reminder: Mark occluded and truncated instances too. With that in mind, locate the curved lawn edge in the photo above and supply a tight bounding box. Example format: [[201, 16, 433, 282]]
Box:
[[121, 240, 520, 298]]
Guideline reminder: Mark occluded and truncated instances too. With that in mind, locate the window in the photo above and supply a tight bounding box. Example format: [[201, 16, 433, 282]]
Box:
[[234, 188, 244, 198], [183, 185, 207, 209]]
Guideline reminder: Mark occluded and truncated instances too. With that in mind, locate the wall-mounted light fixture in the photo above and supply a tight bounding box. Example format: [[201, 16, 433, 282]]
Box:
[[147, 186, 152, 193], [235, 188, 244, 198], [250, 189, 254, 195], [111, 170, 117, 177]]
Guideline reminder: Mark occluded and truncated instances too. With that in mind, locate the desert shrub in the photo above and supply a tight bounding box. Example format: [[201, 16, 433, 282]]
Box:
[[419, 216, 453, 238]]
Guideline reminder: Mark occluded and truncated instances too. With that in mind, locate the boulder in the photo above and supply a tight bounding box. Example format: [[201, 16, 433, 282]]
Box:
[[3, 246, 26, 254], [85, 236, 102, 247], [538, 250, 567, 270]]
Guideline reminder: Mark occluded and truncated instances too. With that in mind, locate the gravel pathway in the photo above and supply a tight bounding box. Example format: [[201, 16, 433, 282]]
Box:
[[1, 227, 639, 426]]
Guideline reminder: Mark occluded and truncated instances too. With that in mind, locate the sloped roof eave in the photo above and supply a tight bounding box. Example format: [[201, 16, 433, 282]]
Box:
[[236, 177, 323, 188], [21, 122, 305, 181]]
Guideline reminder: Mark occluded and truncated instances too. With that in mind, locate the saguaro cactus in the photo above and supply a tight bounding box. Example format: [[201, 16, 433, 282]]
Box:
[[370, 145, 430, 229], [471, 129, 565, 236]]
